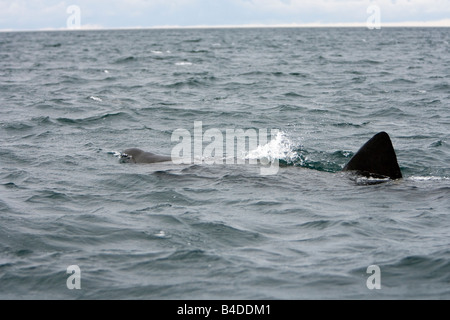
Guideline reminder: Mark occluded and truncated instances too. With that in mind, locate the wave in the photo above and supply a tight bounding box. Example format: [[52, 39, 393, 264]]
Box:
[[433, 83, 450, 91], [162, 76, 215, 88], [175, 62, 193, 66], [89, 96, 103, 102], [2, 122, 34, 131], [1, 116, 55, 132], [356, 59, 383, 65], [114, 56, 137, 64], [43, 43, 62, 48], [282, 92, 310, 98], [56, 112, 133, 125], [183, 38, 202, 43], [238, 71, 308, 78], [190, 222, 265, 247], [385, 78, 417, 85], [332, 122, 370, 128], [408, 176, 450, 181], [368, 106, 409, 117], [25, 190, 72, 204]]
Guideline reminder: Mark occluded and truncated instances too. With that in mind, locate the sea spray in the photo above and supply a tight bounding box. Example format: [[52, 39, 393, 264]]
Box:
[[245, 131, 301, 165]]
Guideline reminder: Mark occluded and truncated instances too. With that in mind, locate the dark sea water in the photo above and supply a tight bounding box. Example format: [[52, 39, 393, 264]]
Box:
[[0, 28, 449, 300]]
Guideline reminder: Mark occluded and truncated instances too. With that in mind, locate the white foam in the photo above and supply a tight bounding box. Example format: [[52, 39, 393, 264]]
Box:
[[90, 96, 102, 102], [245, 131, 300, 163], [155, 230, 166, 238], [111, 151, 122, 158], [151, 50, 163, 54], [408, 176, 450, 181], [175, 62, 193, 66], [355, 176, 390, 184]]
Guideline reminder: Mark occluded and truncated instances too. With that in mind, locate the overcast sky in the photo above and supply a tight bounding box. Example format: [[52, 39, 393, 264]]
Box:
[[1, 0, 449, 31]]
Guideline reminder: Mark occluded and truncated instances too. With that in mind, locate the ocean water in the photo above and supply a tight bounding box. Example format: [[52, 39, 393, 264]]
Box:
[[0, 28, 449, 300]]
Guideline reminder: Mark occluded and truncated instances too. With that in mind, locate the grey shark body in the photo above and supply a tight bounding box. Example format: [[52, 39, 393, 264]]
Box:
[[121, 148, 171, 164]]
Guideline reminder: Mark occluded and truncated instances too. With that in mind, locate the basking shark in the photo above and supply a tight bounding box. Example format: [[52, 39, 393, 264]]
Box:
[[121, 132, 402, 180]]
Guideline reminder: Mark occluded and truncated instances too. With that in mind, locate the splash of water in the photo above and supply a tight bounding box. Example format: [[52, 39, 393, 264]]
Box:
[[245, 131, 301, 164]]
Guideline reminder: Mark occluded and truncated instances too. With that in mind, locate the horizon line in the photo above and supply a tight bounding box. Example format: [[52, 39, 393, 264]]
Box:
[[1, 20, 450, 32]]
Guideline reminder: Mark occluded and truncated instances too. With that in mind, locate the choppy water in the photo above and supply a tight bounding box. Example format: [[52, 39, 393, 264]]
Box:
[[0, 28, 449, 300]]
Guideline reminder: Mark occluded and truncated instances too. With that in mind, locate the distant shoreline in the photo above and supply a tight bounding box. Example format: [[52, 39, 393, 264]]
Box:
[[2, 21, 450, 33]]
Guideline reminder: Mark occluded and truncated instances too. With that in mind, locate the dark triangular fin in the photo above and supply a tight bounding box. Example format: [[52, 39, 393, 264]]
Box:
[[343, 132, 402, 180]]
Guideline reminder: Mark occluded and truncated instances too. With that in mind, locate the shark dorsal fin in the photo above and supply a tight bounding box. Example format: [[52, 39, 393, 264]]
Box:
[[343, 132, 402, 180]]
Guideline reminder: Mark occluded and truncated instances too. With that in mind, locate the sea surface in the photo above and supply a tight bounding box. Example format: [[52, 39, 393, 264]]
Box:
[[0, 27, 449, 300]]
